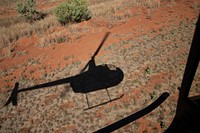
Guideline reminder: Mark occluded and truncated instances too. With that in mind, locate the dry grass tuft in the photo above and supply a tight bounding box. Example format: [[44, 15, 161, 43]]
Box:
[[0, 15, 59, 50], [0, 0, 19, 6], [0, 22, 32, 49], [136, 0, 160, 8], [89, 0, 160, 18], [88, 0, 110, 5], [68, 23, 91, 34], [39, 30, 67, 48], [193, 1, 200, 10], [89, 0, 132, 17], [0, 16, 24, 28]]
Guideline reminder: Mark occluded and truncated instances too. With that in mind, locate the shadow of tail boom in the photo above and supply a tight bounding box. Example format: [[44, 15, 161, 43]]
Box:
[[4, 77, 72, 106], [4, 64, 124, 106]]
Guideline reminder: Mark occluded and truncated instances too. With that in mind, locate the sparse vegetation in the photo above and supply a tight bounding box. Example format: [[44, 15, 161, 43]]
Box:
[[193, 1, 200, 10], [0, 16, 59, 50], [39, 30, 67, 47], [0, 0, 162, 50], [150, 91, 157, 100], [136, 0, 160, 8], [145, 67, 151, 74], [0, 0, 199, 132], [0, 16, 24, 28], [55, 0, 91, 25], [15, 0, 45, 22]]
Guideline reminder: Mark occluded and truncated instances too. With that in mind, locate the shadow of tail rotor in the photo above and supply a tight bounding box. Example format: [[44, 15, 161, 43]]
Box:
[[4, 82, 19, 106]]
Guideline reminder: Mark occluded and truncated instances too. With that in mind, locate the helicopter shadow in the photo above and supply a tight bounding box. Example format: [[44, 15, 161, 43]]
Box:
[[4, 32, 124, 109]]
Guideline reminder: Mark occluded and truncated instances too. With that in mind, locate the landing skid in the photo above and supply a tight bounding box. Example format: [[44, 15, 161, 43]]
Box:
[[84, 94, 124, 110]]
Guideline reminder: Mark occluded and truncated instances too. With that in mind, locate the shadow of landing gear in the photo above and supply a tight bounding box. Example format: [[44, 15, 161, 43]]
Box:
[[70, 63, 124, 110], [95, 92, 169, 132], [4, 32, 124, 110]]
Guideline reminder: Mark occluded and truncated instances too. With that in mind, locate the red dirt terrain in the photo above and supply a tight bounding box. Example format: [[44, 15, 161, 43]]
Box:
[[0, 0, 200, 132]]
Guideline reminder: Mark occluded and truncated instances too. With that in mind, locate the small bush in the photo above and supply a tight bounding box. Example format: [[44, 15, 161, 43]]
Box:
[[15, 0, 45, 22], [55, 0, 91, 25]]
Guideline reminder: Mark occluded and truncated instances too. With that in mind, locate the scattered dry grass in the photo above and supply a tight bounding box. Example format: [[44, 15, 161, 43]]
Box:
[[68, 23, 91, 34], [39, 30, 67, 47], [88, 0, 110, 5], [193, 1, 200, 10], [136, 0, 160, 8], [0, 15, 59, 50], [0, 0, 18, 6], [1, 22, 32, 48], [89, 0, 135, 17], [0, 0, 161, 50], [0, 16, 24, 28], [89, 0, 160, 18]]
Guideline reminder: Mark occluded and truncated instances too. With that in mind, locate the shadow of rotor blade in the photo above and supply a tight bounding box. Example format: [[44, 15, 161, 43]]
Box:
[[80, 32, 110, 73], [93, 32, 110, 58], [94, 92, 169, 133]]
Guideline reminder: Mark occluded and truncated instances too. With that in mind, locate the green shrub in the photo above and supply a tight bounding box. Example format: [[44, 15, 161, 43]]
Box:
[[55, 0, 91, 25], [15, 0, 45, 22]]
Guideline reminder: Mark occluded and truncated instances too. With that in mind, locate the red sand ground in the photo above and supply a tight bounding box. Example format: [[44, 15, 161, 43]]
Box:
[[0, 0, 199, 132]]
